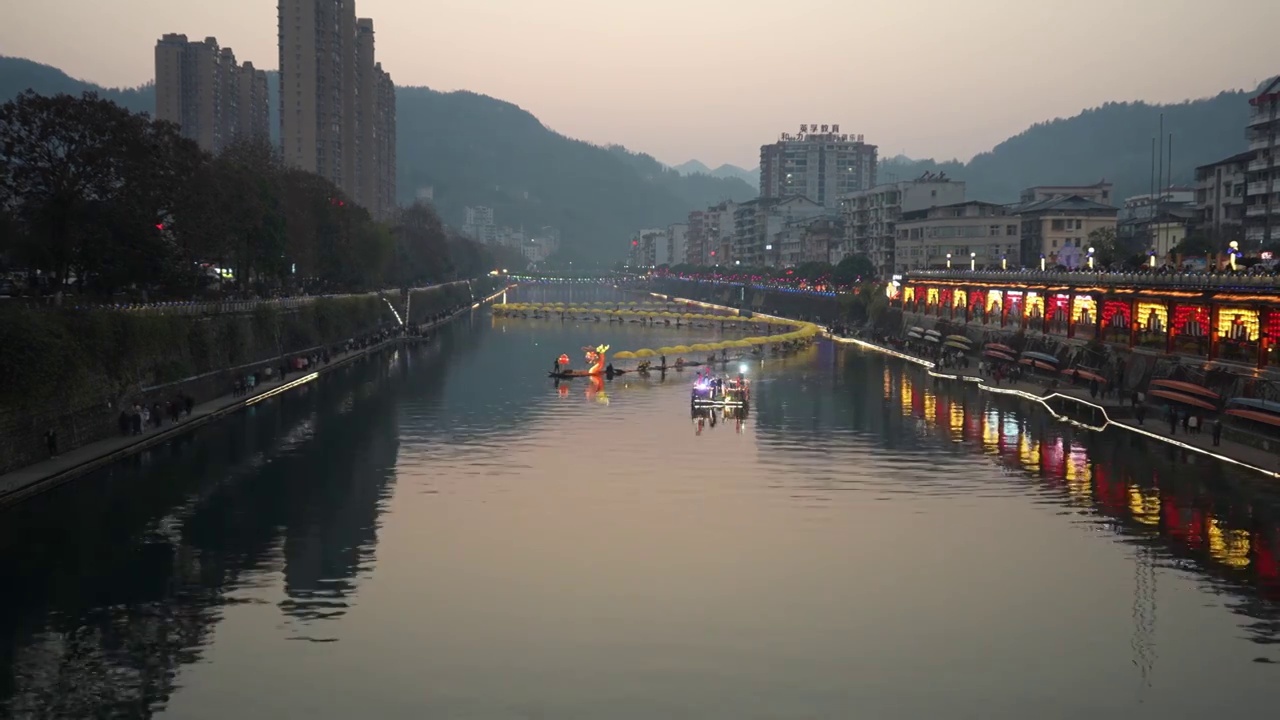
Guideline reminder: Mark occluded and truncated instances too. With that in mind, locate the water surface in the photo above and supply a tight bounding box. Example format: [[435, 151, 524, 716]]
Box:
[[2, 286, 1279, 719]]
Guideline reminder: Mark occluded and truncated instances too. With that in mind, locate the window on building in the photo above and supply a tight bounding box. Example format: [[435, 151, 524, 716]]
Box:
[[1051, 239, 1058, 248], [1074, 219, 1083, 230], [1006, 224, 1017, 235], [1051, 219, 1065, 231]]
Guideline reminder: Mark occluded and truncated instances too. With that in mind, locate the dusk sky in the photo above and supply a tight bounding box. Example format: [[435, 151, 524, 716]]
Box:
[[4, 0, 1278, 168]]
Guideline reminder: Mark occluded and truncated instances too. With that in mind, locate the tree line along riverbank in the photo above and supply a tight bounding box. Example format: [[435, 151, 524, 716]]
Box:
[[0, 280, 498, 476]]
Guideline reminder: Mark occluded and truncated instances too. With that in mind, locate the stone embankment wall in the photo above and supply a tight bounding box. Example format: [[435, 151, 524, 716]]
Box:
[[0, 281, 489, 475]]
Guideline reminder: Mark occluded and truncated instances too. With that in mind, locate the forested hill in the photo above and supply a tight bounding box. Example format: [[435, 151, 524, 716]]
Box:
[[1, 56, 1259, 256], [0, 56, 756, 263], [881, 92, 1252, 203]]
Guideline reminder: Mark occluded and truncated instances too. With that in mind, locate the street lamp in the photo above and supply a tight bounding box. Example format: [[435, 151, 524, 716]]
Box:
[[970, 251, 976, 271], [1230, 240, 1240, 271], [1148, 251, 1156, 269], [1001, 255, 1007, 270], [946, 252, 952, 269], [1040, 254, 1046, 272], [1087, 246, 1095, 270]]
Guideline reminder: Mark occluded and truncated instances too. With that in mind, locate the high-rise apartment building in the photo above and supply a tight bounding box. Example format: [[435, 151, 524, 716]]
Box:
[[759, 125, 877, 209], [278, 1, 397, 220], [155, 34, 268, 153], [1245, 75, 1280, 248]]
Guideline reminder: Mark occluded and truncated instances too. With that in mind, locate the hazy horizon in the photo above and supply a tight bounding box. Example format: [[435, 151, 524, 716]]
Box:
[[3, 0, 1277, 168]]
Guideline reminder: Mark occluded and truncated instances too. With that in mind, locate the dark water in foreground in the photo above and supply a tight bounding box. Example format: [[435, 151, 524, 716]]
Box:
[[3, 287, 1280, 719]]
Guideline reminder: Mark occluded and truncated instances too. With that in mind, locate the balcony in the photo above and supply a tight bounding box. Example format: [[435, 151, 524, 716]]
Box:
[[1250, 134, 1278, 151], [1249, 109, 1280, 129], [1249, 155, 1275, 172], [1247, 180, 1278, 196], [1246, 204, 1276, 217]]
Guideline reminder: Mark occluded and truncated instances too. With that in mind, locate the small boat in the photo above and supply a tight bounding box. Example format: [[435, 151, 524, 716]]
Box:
[[548, 369, 629, 379]]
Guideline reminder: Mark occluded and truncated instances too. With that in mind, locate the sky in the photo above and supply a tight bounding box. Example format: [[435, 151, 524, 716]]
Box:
[[4, 0, 1279, 168]]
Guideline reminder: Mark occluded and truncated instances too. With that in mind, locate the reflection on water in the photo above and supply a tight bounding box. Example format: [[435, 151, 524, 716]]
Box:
[[1, 286, 1280, 718]]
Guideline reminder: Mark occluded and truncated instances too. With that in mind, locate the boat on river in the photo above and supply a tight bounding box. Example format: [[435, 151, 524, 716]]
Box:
[[691, 375, 750, 409]]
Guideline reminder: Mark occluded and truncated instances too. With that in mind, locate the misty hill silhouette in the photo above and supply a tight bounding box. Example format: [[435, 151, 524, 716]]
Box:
[[0, 55, 1257, 259], [0, 56, 754, 263], [672, 160, 759, 188], [879, 93, 1251, 202]]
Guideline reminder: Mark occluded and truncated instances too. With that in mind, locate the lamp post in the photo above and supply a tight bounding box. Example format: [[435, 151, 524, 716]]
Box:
[[970, 251, 976, 271], [1040, 254, 1046, 272], [1149, 251, 1156, 269], [1001, 255, 1007, 271], [1087, 246, 1095, 270], [946, 252, 952, 269], [1230, 240, 1239, 271]]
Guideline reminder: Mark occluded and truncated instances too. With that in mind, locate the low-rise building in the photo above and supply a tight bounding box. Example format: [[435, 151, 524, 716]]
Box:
[[894, 201, 1021, 271], [1020, 181, 1113, 206], [1119, 187, 1195, 222], [840, 175, 966, 276], [1015, 195, 1118, 269]]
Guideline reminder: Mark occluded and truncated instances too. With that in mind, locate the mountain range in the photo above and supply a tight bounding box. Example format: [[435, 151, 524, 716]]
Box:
[[670, 160, 759, 188], [0, 56, 755, 263], [0, 55, 1263, 262]]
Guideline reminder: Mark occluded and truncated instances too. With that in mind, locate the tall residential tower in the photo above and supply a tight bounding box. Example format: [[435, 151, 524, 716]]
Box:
[[155, 34, 268, 153], [278, 0, 397, 220], [759, 125, 877, 210]]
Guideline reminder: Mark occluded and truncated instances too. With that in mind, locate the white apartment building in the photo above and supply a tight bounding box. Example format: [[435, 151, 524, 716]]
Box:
[[840, 175, 966, 276], [1245, 75, 1280, 248], [1195, 152, 1249, 244], [702, 201, 736, 265], [776, 216, 844, 268], [666, 224, 688, 268], [895, 201, 1021, 271], [758, 125, 877, 209], [733, 196, 826, 267], [629, 228, 666, 267]]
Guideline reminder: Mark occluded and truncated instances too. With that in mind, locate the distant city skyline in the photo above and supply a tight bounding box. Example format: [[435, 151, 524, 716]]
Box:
[[4, 0, 1278, 168]]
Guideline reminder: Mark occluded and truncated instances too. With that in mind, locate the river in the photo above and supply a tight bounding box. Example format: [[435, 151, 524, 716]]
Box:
[[2, 286, 1279, 719]]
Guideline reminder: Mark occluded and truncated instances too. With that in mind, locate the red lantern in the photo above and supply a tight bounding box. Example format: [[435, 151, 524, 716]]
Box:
[[558, 354, 570, 366]]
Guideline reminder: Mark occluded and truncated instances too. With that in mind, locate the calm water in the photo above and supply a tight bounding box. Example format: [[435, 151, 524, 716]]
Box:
[[3, 286, 1280, 719]]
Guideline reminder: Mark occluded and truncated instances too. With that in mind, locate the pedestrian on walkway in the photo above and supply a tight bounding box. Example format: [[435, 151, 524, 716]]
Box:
[[184, 394, 194, 416], [1135, 402, 1146, 426], [1188, 414, 1199, 434], [44, 428, 57, 458], [1181, 411, 1189, 434], [1168, 406, 1177, 435], [1212, 418, 1223, 446], [118, 410, 130, 436], [1089, 378, 1099, 399]]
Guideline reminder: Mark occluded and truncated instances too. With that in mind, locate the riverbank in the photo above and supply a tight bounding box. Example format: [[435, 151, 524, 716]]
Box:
[[0, 285, 511, 509], [823, 332, 1280, 479], [649, 288, 1280, 480]]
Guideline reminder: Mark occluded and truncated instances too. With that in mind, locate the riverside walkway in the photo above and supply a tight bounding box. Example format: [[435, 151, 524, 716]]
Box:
[[0, 285, 510, 509], [825, 332, 1280, 479]]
